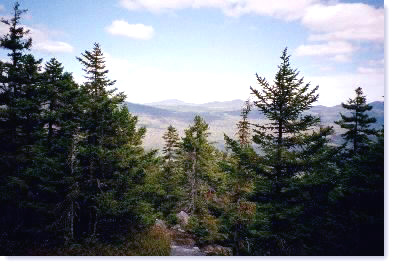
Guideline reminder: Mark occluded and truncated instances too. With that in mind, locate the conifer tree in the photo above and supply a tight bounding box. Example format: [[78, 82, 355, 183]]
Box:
[[221, 100, 260, 255], [35, 58, 82, 242], [182, 116, 214, 214], [329, 88, 383, 255], [335, 87, 377, 155], [236, 100, 252, 146], [222, 136, 257, 255], [76, 42, 124, 237], [0, 1, 34, 178], [161, 125, 182, 215], [0, 3, 45, 248], [163, 125, 181, 167], [76, 43, 151, 239], [181, 116, 225, 243], [249, 48, 334, 255]]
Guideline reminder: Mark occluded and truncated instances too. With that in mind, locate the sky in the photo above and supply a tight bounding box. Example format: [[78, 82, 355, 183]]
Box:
[[0, 0, 385, 106]]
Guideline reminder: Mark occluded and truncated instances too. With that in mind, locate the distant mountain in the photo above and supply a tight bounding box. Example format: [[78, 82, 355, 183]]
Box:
[[146, 99, 246, 112], [146, 99, 196, 106], [126, 100, 384, 150]]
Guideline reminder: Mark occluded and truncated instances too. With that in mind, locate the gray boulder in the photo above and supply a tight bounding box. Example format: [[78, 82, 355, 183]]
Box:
[[176, 211, 189, 227]]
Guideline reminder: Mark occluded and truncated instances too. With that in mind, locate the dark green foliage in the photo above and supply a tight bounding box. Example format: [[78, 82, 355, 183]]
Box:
[[249, 48, 336, 255], [0, 2, 47, 248], [74, 43, 155, 241], [181, 115, 221, 215], [219, 101, 258, 255], [236, 100, 252, 146], [221, 137, 257, 255], [160, 125, 183, 216], [179, 116, 226, 243], [335, 87, 378, 155]]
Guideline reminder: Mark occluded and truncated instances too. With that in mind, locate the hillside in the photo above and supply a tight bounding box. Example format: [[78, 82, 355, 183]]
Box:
[[126, 100, 384, 150]]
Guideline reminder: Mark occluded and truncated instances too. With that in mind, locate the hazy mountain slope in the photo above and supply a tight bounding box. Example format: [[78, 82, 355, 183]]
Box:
[[126, 100, 384, 150]]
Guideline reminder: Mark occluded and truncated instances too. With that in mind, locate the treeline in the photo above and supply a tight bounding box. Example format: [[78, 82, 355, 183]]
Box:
[[0, 3, 383, 256]]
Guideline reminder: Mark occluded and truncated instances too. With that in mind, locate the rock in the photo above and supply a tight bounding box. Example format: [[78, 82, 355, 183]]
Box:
[[172, 224, 181, 229], [176, 211, 189, 227], [170, 244, 205, 256], [154, 219, 167, 229], [202, 245, 233, 256], [172, 224, 186, 233]]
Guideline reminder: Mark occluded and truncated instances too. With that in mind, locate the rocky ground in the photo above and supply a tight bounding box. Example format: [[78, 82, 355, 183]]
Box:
[[169, 226, 205, 256], [155, 212, 233, 256]]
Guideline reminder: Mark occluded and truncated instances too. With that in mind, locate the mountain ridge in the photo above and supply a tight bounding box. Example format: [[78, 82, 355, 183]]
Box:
[[126, 100, 384, 150]]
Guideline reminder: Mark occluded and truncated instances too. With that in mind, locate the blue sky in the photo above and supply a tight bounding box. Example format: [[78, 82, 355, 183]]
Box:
[[0, 0, 385, 106]]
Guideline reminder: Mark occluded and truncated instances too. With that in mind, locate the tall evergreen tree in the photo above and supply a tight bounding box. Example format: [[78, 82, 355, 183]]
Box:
[[236, 100, 252, 146], [222, 136, 257, 255], [329, 88, 383, 255], [335, 87, 377, 155], [249, 48, 334, 255], [76, 42, 124, 237], [163, 125, 181, 169], [34, 58, 82, 243], [0, 3, 45, 251], [75, 42, 153, 240], [181, 116, 216, 215], [161, 125, 182, 216], [180, 116, 226, 244], [0, 1, 34, 179]]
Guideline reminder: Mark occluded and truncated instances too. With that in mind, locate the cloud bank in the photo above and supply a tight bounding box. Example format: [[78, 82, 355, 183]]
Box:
[[119, 0, 384, 62], [0, 20, 73, 53], [106, 20, 154, 40]]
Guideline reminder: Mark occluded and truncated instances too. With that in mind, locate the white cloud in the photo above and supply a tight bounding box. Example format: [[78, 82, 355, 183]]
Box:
[[28, 26, 74, 53], [0, 4, 4, 12], [119, 0, 319, 20], [106, 20, 154, 40], [33, 40, 73, 53], [119, 0, 384, 64], [357, 66, 384, 75], [294, 41, 356, 57], [331, 54, 351, 63], [0, 21, 73, 53], [295, 2, 383, 62], [302, 3, 384, 43]]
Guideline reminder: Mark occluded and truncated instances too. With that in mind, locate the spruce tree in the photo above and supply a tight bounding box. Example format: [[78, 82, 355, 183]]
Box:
[[249, 48, 334, 255], [0, 1, 33, 179], [335, 87, 377, 155], [76, 43, 151, 240], [0, 3, 45, 250], [76, 42, 123, 237], [182, 116, 213, 214], [222, 136, 257, 255], [161, 125, 182, 216], [330, 88, 383, 255], [163, 125, 181, 167], [35, 58, 82, 243], [180, 116, 226, 243], [236, 100, 252, 146]]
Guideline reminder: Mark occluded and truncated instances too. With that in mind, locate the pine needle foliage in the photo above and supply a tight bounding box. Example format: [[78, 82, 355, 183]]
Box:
[[335, 87, 377, 155]]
